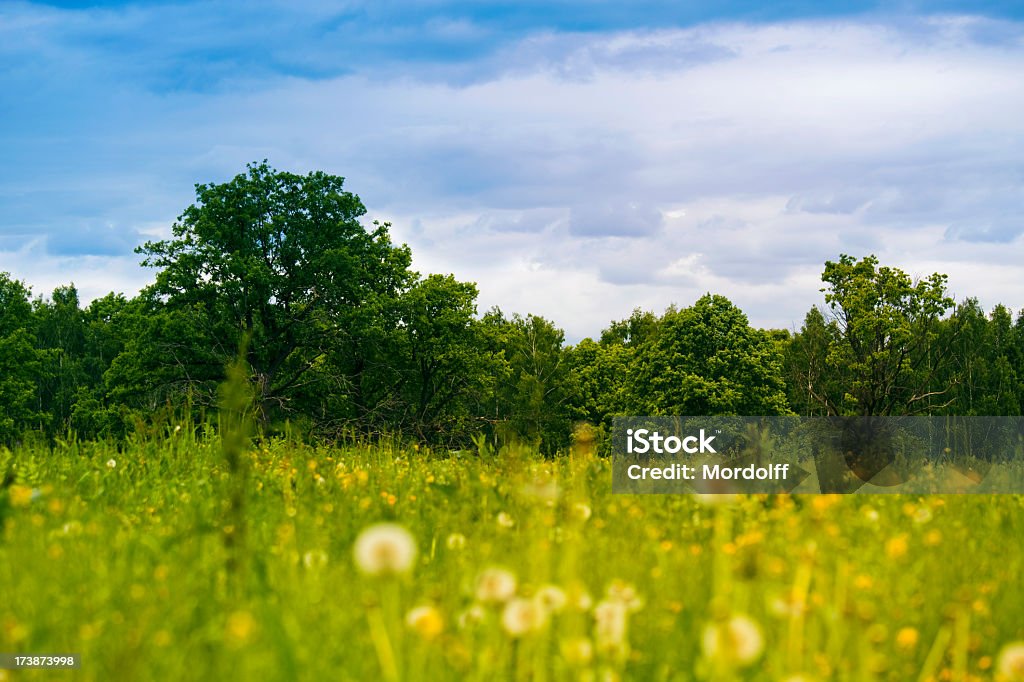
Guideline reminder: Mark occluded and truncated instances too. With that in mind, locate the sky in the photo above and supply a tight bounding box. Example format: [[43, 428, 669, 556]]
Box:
[[2, 0, 1023, 341]]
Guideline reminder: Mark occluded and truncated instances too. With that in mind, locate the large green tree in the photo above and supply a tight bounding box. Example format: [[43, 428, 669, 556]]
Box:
[[799, 254, 958, 416], [128, 162, 414, 424], [630, 295, 790, 416]]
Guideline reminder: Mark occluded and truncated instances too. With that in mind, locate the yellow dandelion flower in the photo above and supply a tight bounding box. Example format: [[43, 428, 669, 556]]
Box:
[[561, 637, 594, 666], [406, 605, 444, 640], [885, 535, 909, 560], [702, 615, 764, 666], [8, 485, 33, 508], [501, 598, 547, 637], [352, 523, 417, 576], [811, 495, 839, 512], [997, 642, 1024, 681], [475, 568, 517, 603], [566, 582, 593, 611], [226, 610, 256, 646], [896, 627, 919, 651]]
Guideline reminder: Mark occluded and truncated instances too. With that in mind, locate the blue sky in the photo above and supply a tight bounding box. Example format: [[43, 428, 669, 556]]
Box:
[[2, 0, 1023, 339]]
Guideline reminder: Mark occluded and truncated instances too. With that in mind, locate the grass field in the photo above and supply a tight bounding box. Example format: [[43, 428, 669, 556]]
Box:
[[2, 432, 1024, 681]]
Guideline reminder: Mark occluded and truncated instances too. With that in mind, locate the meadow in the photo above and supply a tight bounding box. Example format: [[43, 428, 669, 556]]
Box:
[[2, 430, 1024, 682]]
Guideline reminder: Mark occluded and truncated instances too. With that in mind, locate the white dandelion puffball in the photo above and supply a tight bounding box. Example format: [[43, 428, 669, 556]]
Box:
[[535, 584, 568, 614], [457, 604, 486, 629], [106, 458, 117, 469], [302, 549, 328, 570], [501, 598, 547, 637], [702, 614, 765, 666], [475, 567, 517, 603], [352, 523, 417, 576], [593, 600, 629, 650], [998, 642, 1024, 681], [605, 580, 644, 612]]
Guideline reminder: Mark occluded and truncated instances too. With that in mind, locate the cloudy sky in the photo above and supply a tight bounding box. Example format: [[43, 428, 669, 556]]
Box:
[[2, 1, 1023, 341]]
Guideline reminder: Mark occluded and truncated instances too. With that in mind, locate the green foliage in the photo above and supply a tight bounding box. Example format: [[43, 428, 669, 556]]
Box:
[[134, 161, 415, 426], [930, 300, 1021, 416], [630, 294, 791, 416], [32, 286, 134, 438], [6, 161, 1024, 445], [386, 274, 501, 444], [565, 338, 632, 429], [790, 255, 959, 416], [482, 310, 575, 454], [0, 273, 47, 441]]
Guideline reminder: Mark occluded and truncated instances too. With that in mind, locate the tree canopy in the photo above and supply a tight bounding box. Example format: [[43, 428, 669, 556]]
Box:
[[131, 161, 414, 424], [2, 165, 1023, 449]]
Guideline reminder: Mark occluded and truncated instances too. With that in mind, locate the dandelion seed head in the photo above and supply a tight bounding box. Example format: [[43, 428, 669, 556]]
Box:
[[535, 584, 568, 614], [702, 614, 764, 666], [501, 598, 547, 637], [475, 567, 517, 603], [446, 533, 467, 550], [593, 600, 629, 650], [352, 523, 417, 576], [998, 642, 1024, 680], [457, 604, 486, 629], [302, 549, 328, 570], [572, 502, 592, 521], [605, 580, 644, 612]]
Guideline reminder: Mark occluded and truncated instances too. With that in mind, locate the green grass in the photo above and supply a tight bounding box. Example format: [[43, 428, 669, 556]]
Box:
[[1, 433, 1023, 681]]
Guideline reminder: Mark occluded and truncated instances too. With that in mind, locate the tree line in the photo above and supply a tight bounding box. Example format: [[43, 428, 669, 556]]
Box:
[[2, 163, 1022, 450]]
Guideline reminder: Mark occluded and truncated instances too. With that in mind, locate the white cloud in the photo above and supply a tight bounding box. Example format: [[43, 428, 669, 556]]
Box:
[[4, 13, 1024, 339]]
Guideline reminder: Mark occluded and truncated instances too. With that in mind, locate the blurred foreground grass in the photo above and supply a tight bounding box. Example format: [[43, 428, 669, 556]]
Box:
[[1, 433, 1023, 681]]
